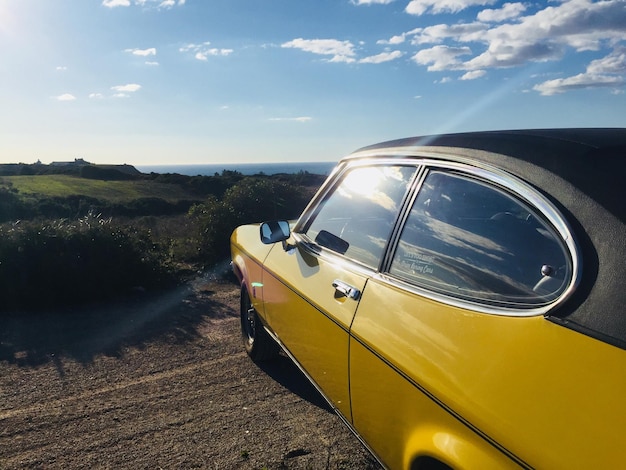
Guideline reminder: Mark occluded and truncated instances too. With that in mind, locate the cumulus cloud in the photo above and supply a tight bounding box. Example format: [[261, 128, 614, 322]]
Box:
[[351, 0, 394, 4], [111, 84, 142, 97], [180, 42, 233, 60], [534, 47, 626, 95], [410, 22, 486, 45], [406, 0, 496, 16], [102, 0, 130, 7], [533, 72, 623, 95], [282, 38, 357, 63], [125, 47, 156, 56], [55, 93, 76, 101], [378, 28, 422, 45], [587, 46, 626, 75], [477, 2, 527, 22], [397, 0, 626, 94], [460, 69, 486, 80], [112, 83, 142, 92], [412, 45, 472, 71], [359, 50, 404, 63]]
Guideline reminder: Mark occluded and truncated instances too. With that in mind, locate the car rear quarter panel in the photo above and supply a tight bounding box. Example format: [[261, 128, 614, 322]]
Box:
[[350, 278, 626, 469]]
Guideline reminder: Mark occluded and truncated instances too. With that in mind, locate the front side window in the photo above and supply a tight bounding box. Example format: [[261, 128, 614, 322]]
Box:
[[303, 165, 416, 269], [389, 170, 572, 307]]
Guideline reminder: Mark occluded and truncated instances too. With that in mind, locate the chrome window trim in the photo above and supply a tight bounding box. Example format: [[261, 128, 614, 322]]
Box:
[[293, 150, 581, 317]]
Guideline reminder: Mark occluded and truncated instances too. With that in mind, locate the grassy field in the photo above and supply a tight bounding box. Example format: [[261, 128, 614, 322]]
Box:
[[1, 175, 198, 203]]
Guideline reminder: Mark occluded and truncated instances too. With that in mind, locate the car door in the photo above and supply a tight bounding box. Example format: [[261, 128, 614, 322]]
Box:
[[261, 163, 417, 421], [348, 165, 582, 469]]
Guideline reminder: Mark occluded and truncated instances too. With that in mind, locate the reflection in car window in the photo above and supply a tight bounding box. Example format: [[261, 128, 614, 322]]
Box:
[[304, 165, 416, 269], [390, 171, 572, 307]]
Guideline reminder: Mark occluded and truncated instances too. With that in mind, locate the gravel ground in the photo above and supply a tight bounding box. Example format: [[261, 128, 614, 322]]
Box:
[[0, 278, 382, 469]]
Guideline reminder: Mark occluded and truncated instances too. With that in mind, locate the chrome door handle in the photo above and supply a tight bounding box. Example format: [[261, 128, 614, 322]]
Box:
[[332, 279, 360, 300]]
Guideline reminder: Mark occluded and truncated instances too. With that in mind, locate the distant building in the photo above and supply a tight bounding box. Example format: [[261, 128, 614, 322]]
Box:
[[50, 158, 91, 167]]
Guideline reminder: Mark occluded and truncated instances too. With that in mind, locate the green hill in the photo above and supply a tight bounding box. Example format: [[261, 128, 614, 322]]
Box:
[[1, 175, 198, 203]]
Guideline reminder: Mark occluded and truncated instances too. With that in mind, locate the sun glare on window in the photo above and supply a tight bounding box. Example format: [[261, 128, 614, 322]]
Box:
[[342, 167, 385, 197]]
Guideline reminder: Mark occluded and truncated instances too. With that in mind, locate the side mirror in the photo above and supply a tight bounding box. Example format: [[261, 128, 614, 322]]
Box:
[[260, 220, 291, 247]]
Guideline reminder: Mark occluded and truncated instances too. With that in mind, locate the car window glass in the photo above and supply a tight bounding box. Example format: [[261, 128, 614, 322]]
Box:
[[389, 170, 572, 307], [304, 165, 416, 269]]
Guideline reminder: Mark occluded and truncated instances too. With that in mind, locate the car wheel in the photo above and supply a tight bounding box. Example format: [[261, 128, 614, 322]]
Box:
[[240, 286, 279, 361]]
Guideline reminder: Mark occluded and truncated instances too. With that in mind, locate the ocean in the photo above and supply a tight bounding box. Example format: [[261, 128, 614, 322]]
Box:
[[136, 161, 337, 176]]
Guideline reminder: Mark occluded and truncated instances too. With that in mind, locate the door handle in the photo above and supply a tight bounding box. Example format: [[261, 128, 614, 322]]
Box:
[[332, 279, 360, 300]]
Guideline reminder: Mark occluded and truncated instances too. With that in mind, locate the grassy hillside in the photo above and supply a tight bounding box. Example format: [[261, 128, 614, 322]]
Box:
[[1, 175, 197, 203]]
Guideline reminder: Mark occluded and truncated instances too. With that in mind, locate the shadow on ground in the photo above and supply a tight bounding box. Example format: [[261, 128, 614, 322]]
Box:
[[256, 355, 333, 412], [0, 276, 236, 367], [0, 276, 333, 413]]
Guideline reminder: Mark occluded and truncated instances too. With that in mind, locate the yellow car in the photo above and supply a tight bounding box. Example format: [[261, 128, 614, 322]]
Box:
[[230, 129, 626, 469]]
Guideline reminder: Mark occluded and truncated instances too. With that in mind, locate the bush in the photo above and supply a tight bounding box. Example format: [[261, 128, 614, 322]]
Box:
[[190, 177, 311, 266], [0, 214, 176, 311]]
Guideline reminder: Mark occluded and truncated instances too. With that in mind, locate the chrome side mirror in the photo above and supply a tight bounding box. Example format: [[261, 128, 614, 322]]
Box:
[[260, 220, 291, 249]]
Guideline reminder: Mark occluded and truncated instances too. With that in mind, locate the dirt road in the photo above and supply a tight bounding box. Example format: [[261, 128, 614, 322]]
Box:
[[0, 278, 381, 469]]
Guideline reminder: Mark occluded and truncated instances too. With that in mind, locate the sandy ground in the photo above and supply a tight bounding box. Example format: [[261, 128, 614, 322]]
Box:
[[0, 277, 382, 469]]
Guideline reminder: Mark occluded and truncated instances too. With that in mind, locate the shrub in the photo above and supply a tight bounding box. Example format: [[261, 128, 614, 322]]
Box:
[[189, 177, 310, 267], [0, 213, 176, 311]]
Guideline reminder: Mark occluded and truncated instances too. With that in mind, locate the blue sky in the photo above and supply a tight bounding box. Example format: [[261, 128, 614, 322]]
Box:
[[0, 0, 624, 165]]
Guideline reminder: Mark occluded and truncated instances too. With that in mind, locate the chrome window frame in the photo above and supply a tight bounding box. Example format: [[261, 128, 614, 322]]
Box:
[[292, 150, 581, 317]]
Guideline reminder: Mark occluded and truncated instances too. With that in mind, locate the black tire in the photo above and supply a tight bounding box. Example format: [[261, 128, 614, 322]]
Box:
[[240, 286, 280, 361]]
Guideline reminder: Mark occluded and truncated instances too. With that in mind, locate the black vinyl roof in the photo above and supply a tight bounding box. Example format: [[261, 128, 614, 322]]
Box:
[[355, 128, 626, 349]]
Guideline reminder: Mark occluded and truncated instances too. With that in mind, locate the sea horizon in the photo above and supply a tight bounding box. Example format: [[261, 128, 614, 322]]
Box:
[[136, 161, 337, 176]]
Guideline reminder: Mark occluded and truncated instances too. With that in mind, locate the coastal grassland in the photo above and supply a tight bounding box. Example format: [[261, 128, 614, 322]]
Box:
[[0, 175, 197, 202], [0, 171, 325, 311]]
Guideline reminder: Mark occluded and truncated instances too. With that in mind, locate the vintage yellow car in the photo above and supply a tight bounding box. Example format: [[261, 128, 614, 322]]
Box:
[[230, 128, 626, 469]]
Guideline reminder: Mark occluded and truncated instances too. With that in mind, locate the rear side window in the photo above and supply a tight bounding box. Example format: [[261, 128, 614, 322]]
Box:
[[303, 165, 416, 269], [389, 171, 572, 307]]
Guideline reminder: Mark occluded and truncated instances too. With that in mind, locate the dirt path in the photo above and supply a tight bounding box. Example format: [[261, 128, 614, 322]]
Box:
[[0, 278, 381, 469]]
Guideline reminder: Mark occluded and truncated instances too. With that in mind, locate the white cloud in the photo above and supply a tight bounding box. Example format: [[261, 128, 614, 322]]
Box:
[[359, 50, 404, 63], [412, 45, 472, 71], [196, 49, 233, 60], [533, 47, 626, 95], [56, 66, 67, 71], [111, 83, 142, 93], [158, 0, 186, 8], [104, 0, 185, 8], [587, 46, 626, 75], [351, 0, 394, 4], [400, 0, 626, 95], [55, 93, 76, 101], [477, 2, 527, 22], [125, 47, 156, 57], [406, 0, 496, 16], [282, 38, 357, 63], [102, 0, 130, 7], [180, 42, 233, 61], [411, 22, 487, 45], [269, 117, 313, 123], [89, 93, 105, 99], [533, 72, 624, 95], [460, 69, 486, 80], [145, 61, 159, 66], [378, 28, 422, 45]]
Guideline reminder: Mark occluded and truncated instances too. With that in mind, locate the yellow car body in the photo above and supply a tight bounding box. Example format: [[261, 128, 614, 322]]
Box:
[[230, 129, 626, 469]]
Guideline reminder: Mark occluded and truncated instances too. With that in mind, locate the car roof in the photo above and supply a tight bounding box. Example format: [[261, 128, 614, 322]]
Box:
[[352, 128, 626, 350]]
